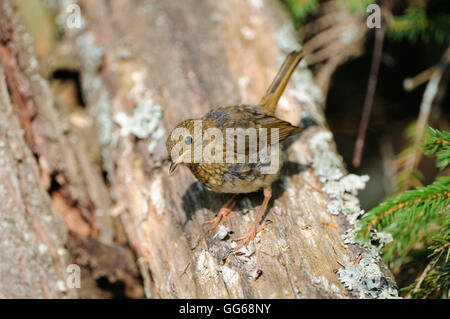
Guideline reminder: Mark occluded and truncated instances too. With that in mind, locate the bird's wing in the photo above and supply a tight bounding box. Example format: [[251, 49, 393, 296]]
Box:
[[204, 105, 303, 142], [203, 105, 303, 160]]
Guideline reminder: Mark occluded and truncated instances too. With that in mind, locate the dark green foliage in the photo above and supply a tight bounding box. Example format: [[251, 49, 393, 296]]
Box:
[[284, 0, 450, 45], [284, 0, 318, 25], [359, 176, 449, 261], [357, 127, 449, 298], [423, 127, 450, 171], [402, 235, 449, 298], [284, 0, 375, 25], [340, 0, 376, 13], [387, 5, 450, 44]]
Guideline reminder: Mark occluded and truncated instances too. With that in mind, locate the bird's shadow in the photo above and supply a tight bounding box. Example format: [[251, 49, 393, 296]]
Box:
[[181, 160, 310, 225]]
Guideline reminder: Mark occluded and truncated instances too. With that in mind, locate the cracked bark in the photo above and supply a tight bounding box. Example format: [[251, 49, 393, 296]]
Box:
[[74, 0, 395, 298], [0, 0, 142, 298], [0, 0, 396, 298], [0, 64, 75, 298]]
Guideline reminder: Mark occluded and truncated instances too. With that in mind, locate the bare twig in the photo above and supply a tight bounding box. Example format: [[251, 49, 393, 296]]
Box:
[[406, 255, 437, 298], [403, 66, 436, 92], [301, 0, 366, 99], [402, 46, 450, 189], [353, 27, 385, 167]]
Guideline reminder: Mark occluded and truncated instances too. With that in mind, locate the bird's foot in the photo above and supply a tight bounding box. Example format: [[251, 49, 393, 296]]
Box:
[[204, 195, 237, 232], [233, 223, 267, 251]]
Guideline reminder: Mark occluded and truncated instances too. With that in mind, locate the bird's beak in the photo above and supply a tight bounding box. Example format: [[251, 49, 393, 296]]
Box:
[[168, 150, 190, 175], [169, 161, 179, 175]]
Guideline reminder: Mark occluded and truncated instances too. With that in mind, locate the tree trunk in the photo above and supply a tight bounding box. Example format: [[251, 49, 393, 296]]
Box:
[[0, 0, 142, 298], [0, 0, 398, 298]]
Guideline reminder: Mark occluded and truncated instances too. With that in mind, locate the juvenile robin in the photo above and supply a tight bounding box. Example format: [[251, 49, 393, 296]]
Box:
[[166, 50, 316, 250]]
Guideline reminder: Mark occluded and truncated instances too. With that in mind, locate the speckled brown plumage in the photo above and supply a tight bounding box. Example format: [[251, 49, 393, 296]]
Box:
[[167, 104, 302, 194], [166, 50, 316, 250]]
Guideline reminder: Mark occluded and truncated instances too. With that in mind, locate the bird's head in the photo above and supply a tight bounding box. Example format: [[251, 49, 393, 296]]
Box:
[[166, 119, 198, 175]]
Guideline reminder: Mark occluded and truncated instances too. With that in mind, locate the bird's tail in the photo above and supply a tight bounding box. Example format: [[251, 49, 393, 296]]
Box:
[[259, 50, 303, 115]]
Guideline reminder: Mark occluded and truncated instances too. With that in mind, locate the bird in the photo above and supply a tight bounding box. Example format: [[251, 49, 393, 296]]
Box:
[[166, 50, 316, 250]]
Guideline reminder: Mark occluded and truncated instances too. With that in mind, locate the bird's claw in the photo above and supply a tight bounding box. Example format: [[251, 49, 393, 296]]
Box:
[[203, 201, 236, 233], [233, 224, 267, 251]]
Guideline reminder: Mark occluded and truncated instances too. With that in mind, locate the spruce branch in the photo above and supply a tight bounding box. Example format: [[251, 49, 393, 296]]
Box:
[[387, 5, 450, 44], [359, 126, 449, 298], [403, 236, 450, 298], [358, 176, 450, 262], [422, 127, 450, 171], [284, 0, 319, 25]]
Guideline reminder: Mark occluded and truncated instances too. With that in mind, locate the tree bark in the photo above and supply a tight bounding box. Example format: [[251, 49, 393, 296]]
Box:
[[72, 0, 396, 298], [0, 0, 142, 298], [0, 0, 398, 298], [0, 59, 76, 299]]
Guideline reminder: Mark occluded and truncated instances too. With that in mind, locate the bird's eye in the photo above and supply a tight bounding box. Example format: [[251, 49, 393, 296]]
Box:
[[185, 136, 193, 145]]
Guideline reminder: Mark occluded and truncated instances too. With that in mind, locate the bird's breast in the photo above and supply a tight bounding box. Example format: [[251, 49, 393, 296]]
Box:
[[187, 161, 282, 194]]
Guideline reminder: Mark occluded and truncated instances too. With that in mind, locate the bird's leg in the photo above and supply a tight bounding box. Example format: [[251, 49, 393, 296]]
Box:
[[204, 194, 237, 232], [233, 186, 272, 251]]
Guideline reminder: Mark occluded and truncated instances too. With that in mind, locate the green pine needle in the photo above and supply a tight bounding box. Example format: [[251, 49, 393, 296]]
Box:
[[357, 127, 449, 298], [285, 0, 319, 25], [402, 236, 450, 298], [358, 176, 450, 262], [387, 5, 450, 44], [423, 127, 450, 171], [340, 0, 376, 13]]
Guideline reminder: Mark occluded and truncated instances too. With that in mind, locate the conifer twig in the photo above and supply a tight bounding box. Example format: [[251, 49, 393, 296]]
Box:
[[423, 127, 450, 170], [409, 256, 436, 297]]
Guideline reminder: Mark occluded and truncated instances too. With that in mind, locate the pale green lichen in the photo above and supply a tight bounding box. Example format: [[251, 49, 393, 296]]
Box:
[[291, 70, 325, 106], [123, 70, 166, 154], [309, 131, 345, 183], [114, 103, 163, 139], [114, 100, 166, 154], [370, 230, 393, 249], [338, 254, 399, 298], [309, 132, 370, 225], [275, 22, 301, 53], [308, 117, 398, 299], [274, 20, 324, 106], [338, 227, 397, 298], [76, 32, 104, 71], [324, 174, 370, 197]]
